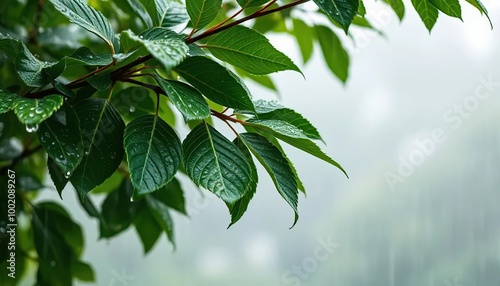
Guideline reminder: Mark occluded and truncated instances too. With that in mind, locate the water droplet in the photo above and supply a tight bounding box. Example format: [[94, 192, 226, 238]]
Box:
[[65, 171, 71, 178], [139, 35, 144, 39], [25, 124, 39, 133], [129, 106, 136, 113], [35, 108, 43, 114]]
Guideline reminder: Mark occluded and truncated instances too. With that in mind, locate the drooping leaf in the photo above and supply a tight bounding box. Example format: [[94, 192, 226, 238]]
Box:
[[239, 133, 299, 226], [174, 56, 255, 112], [315, 25, 350, 83], [48, 0, 120, 52], [100, 179, 138, 238], [13, 95, 64, 125], [183, 122, 252, 204], [156, 0, 190, 27], [32, 203, 75, 285], [145, 195, 175, 247], [465, 0, 492, 28], [236, 0, 269, 8], [0, 89, 17, 114], [206, 25, 301, 75], [134, 206, 163, 253], [292, 19, 314, 64], [72, 261, 95, 282], [387, 0, 406, 21], [248, 119, 348, 177], [228, 137, 258, 227], [38, 104, 83, 178], [127, 0, 154, 28], [186, 0, 222, 31], [18, 45, 65, 87], [153, 75, 211, 121], [411, 0, 439, 32], [121, 28, 188, 71], [313, 0, 359, 33], [124, 115, 182, 199], [428, 0, 461, 19], [70, 98, 125, 198], [0, 34, 65, 87], [152, 177, 187, 215], [48, 158, 68, 196]]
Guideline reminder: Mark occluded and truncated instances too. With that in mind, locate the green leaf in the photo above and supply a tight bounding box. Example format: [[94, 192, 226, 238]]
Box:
[[411, 0, 439, 32], [428, 0, 461, 19], [358, 0, 366, 16], [17, 45, 66, 87], [239, 133, 299, 226], [127, 0, 154, 28], [13, 94, 64, 125], [48, 0, 120, 52], [292, 19, 314, 64], [183, 122, 252, 204], [48, 158, 68, 196], [70, 98, 125, 198], [111, 87, 156, 121], [0, 89, 17, 114], [72, 261, 95, 282], [124, 115, 182, 200], [134, 206, 163, 253], [156, 0, 190, 27], [174, 56, 255, 112], [186, 0, 222, 30], [466, 0, 492, 28], [38, 104, 83, 178], [153, 75, 210, 121], [32, 203, 74, 286], [228, 137, 258, 227], [248, 119, 348, 177], [0, 34, 65, 87], [152, 178, 187, 215], [256, 106, 323, 142], [122, 28, 188, 71], [65, 47, 114, 67], [236, 0, 269, 8], [313, 0, 359, 33], [100, 179, 137, 238], [206, 25, 301, 75], [387, 0, 406, 21], [235, 68, 277, 91], [315, 25, 350, 83], [145, 195, 175, 247], [0, 32, 22, 60]]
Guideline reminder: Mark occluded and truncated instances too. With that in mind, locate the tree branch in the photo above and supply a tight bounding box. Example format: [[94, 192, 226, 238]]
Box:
[[24, 0, 309, 99]]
